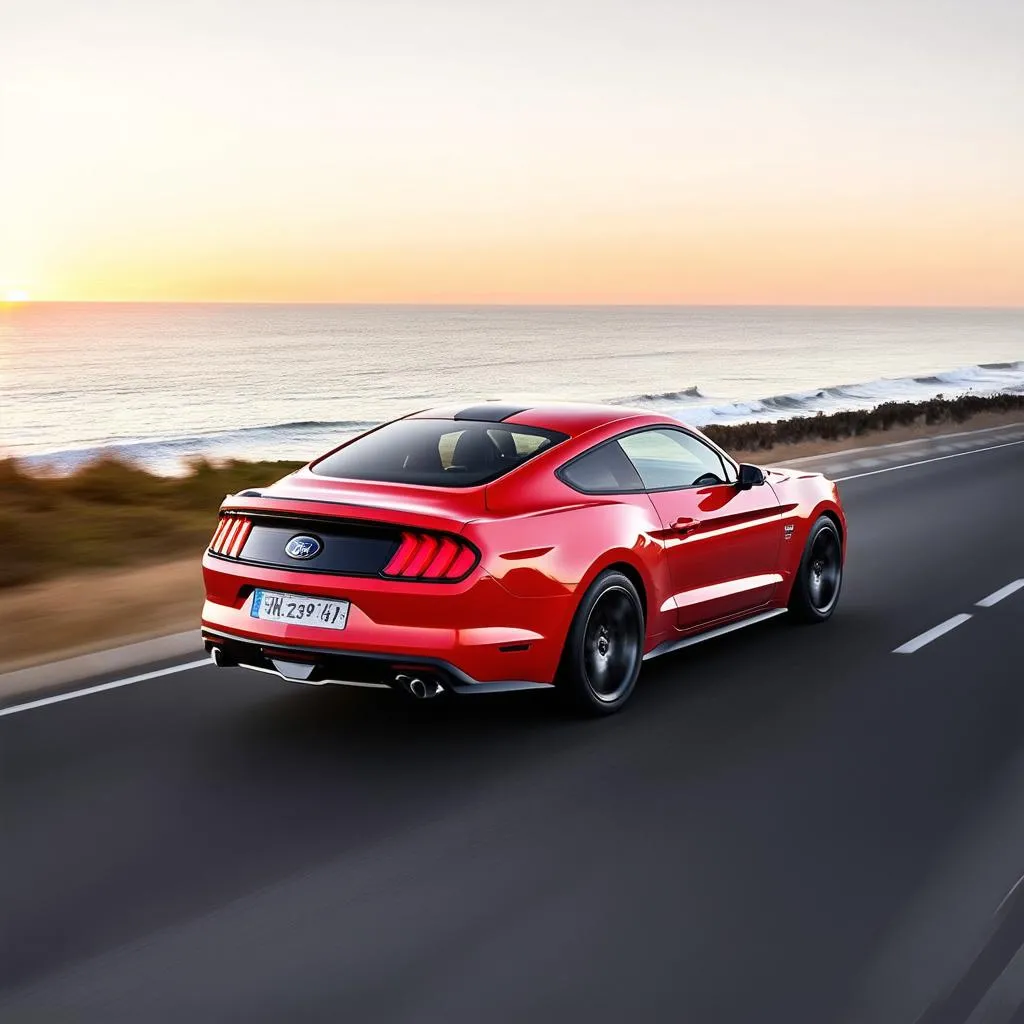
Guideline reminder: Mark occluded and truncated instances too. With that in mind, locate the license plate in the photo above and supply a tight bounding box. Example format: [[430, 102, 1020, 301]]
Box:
[[250, 590, 350, 629]]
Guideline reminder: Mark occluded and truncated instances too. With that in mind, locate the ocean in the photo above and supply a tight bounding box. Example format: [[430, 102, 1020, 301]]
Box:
[[2, 303, 1022, 475]]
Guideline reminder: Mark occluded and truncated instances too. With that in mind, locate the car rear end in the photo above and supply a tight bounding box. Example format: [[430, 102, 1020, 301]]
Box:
[[201, 417, 577, 695]]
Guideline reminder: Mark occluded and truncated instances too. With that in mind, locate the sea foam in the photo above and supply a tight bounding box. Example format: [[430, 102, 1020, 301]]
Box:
[[16, 361, 1024, 475]]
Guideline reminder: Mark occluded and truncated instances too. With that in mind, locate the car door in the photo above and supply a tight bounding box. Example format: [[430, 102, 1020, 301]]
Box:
[[617, 428, 783, 630]]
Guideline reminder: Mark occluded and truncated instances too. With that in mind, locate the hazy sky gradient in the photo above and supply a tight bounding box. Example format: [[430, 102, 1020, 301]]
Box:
[[2, 0, 1022, 303]]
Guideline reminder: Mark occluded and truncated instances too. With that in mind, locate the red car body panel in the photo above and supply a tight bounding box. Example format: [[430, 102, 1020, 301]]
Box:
[[201, 404, 846, 691]]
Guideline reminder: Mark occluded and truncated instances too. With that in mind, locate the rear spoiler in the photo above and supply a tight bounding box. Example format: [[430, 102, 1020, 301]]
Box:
[[218, 488, 482, 537]]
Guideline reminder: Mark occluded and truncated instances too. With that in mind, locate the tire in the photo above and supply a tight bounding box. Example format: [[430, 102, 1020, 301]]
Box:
[[788, 515, 843, 623], [558, 570, 644, 716]]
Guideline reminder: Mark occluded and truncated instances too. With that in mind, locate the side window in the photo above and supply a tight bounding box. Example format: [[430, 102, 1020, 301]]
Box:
[[618, 429, 734, 490], [559, 441, 644, 493]]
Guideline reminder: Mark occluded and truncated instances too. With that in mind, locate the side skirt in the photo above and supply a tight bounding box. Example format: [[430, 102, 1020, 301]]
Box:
[[642, 607, 788, 662]]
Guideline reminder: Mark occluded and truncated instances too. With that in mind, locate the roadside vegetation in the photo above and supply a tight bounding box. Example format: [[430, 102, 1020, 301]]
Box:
[[0, 457, 302, 588], [701, 393, 1024, 452], [3, 392, 1022, 589]]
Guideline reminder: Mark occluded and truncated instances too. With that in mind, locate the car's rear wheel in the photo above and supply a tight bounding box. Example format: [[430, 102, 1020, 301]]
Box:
[[789, 515, 843, 622], [559, 570, 644, 715]]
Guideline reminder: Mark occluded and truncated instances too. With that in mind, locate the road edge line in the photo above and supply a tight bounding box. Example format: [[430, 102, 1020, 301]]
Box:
[[836, 439, 1024, 483], [0, 630, 203, 706], [777, 421, 1024, 465], [0, 660, 211, 718]]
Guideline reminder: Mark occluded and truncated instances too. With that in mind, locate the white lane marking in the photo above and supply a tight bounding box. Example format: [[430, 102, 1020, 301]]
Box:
[[0, 660, 209, 718], [835, 439, 1024, 482], [893, 614, 973, 655], [977, 580, 1024, 608], [997, 872, 1024, 915]]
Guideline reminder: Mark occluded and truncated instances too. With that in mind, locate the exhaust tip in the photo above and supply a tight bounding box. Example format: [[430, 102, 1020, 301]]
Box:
[[394, 673, 442, 699], [210, 646, 224, 668]]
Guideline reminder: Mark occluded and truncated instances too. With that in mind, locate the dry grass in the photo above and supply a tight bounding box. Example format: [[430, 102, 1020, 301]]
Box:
[[0, 557, 204, 671], [0, 456, 302, 588]]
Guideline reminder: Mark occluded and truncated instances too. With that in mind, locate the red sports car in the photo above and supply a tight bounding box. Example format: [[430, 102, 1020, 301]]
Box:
[[202, 402, 846, 714]]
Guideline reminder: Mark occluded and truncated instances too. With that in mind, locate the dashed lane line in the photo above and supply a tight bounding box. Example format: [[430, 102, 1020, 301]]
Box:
[[893, 576, 1024, 654], [977, 580, 1024, 608], [893, 614, 974, 655]]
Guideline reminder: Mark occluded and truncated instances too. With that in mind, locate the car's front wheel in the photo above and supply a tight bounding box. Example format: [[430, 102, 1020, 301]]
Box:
[[788, 515, 843, 622], [559, 570, 644, 715]]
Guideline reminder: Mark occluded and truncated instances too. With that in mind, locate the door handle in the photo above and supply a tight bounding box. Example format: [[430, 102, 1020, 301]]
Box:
[[670, 517, 700, 535]]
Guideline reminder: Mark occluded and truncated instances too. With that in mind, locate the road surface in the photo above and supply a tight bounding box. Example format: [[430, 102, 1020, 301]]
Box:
[[3, 424, 1024, 1023]]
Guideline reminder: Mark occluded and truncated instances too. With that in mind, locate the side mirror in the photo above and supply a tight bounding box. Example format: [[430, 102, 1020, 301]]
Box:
[[737, 463, 765, 490]]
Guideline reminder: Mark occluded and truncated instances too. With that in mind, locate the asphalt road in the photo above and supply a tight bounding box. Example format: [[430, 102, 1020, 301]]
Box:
[[3, 429, 1024, 1023]]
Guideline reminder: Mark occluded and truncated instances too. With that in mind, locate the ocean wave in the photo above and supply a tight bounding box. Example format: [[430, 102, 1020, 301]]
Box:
[[183, 418, 373, 440], [15, 361, 1024, 474], [624, 362, 1024, 427], [623, 385, 705, 404]]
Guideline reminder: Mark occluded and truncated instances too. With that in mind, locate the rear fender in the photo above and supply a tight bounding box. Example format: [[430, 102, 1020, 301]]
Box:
[[576, 549, 658, 620], [466, 500, 662, 595]]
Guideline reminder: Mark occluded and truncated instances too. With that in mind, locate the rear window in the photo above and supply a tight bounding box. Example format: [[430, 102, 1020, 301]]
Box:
[[311, 419, 568, 487]]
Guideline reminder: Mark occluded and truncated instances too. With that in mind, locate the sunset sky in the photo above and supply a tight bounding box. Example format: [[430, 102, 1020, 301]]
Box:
[[2, 0, 1022, 304]]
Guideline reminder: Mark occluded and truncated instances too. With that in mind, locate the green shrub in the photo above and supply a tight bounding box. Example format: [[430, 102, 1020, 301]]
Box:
[[702, 393, 1024, 452]]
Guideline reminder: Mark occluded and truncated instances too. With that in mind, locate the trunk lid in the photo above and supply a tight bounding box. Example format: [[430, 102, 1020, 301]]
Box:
[[215, 468, 487, 578], [244, 467, 488, 525]]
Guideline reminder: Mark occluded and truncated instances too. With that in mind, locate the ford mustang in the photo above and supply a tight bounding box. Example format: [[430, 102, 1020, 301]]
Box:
[[202, 402, 846, 714]]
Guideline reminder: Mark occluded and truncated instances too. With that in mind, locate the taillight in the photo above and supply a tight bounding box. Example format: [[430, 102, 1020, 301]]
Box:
[[381, 531, 478, 581], [209, 515, 252, 558]]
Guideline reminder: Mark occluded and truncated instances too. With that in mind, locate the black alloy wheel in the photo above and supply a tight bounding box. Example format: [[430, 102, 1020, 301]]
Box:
[[789, 515, 843, 622], [560, 570, 644, 715]]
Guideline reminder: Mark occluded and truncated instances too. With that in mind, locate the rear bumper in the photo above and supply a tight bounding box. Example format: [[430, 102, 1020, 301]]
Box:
[[201, 552, 572, 688], [201, 628, 554, 694]]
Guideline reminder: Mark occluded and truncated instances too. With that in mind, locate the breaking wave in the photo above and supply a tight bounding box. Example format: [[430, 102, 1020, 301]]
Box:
[[622, 385, 705, 404], [15, 362, 1024, 474], [625, 361, 1024, 427]]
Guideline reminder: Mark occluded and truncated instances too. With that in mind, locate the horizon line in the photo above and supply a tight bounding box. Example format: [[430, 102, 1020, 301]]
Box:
[[5, 300, 1024, 311]]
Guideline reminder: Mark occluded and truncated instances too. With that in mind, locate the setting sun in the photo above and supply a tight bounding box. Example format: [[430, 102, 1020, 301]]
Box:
[[2, 290, 30, 304]]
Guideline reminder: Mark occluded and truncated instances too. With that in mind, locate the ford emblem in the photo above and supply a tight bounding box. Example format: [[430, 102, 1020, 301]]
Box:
[[285, 535, 323, 560]]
